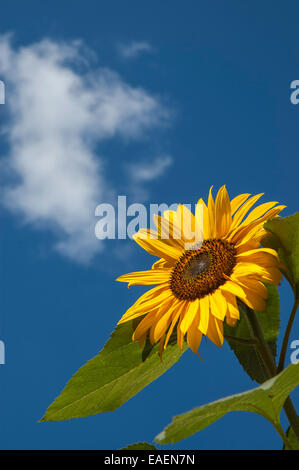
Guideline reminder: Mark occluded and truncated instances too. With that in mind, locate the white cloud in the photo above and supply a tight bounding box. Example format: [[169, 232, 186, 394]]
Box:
[[125, 155, 173, 201], [0, 36, 170, 263], [118, 41, 153, 59], [128, 155, 173, 182]]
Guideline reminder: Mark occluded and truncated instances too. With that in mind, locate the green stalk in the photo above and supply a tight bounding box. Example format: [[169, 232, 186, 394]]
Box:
[[244, 305, 299, 444], [278, 298, 299, 373], [244, 306, 276, 376], [274, 422, 294, 450]]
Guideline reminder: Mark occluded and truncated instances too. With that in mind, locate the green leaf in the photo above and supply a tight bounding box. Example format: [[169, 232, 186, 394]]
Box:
[[120, 442, 157, 450], [224, 284, 280, 383], [41, 320, 187, 421], [283, 426, 299, 450], [262, 213, 299, 297], [155, 363, 299, 445]]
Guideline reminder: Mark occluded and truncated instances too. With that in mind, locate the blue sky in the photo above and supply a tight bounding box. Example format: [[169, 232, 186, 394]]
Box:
[[0, 0, 298, 450]]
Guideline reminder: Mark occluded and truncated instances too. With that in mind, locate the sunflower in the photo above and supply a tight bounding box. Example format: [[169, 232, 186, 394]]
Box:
[[117, 186, 285, 356]]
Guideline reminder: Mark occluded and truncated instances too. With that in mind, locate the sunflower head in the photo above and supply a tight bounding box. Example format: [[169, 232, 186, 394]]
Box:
[[117, 186, 285, 356]]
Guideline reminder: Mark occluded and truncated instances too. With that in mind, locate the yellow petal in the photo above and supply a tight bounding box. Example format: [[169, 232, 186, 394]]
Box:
[[215, 185, 232, 237], [233, 261, 275, 279], [230, 275, 268, 299], [164, 301, 186, 349], [233, 206, 286, 247], [177, 315, 185, 350], [198, 295, 210, 334], [220, 279, 266, 311], [208, 186, 216, 238], [209, 290, 227, 320], [207, 315, 224, 347], [255, 267, 283, 285], [159, 334, 166, 357], [153, 214, 185, 248], [195, 198, 209, 240], [136, 331, 148, 348], [118, 285, 171, 324], [132, 309, 159, 341], [133, 283, 169, 307], [222, 291, 240, 320], [239, 201, 278, 227], [226, 316, 237, 327], [117, 268, 171, 287], [176, 204, 197, 244], [229, 193, 264, 232], [230, 193, 251, 215], [153, 300, 180, 343], [133, 232, 182, 262], [236, 248, 279, 265], [180, 299, 200, 334], [187, 319, 203, 355], [236, 240, 261, 254], [152, 258, 173, 270]]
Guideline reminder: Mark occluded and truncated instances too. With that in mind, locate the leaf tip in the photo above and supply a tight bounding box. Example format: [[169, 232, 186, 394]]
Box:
[[154, 430, 166, 444]]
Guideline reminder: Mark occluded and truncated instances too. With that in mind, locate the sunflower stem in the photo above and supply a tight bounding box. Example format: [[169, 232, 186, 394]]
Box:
[[244, 306, 276, 376], [283, 397, 299, 444], [277, 297, 299, 373], [273, 421, 294, 449], [244, 305, 299, 444]]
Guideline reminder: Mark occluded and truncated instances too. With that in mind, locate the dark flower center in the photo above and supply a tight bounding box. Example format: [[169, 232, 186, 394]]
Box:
[[170, 239, 237, 301]]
